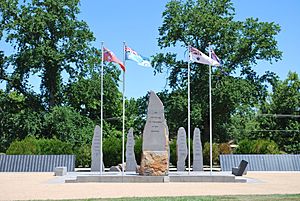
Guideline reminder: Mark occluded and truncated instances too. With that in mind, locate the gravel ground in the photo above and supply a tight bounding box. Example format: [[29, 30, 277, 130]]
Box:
[[0, 172, 300, 200]]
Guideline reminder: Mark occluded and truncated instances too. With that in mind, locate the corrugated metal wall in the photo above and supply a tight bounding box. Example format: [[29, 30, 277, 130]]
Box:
[[0, 155, 75, 172], [220, 154, 300, 171]]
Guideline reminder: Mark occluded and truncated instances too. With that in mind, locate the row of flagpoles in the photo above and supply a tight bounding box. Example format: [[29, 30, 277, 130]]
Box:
[[99, 42, 220, 176]]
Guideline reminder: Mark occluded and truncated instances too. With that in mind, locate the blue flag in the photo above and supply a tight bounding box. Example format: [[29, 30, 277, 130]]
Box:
[[125, 46, 151, 67]]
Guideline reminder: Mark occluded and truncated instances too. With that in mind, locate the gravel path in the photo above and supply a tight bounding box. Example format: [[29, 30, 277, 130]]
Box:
[[0, 172, 300, 200]]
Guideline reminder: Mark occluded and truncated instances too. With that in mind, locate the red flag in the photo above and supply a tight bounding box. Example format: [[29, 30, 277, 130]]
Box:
[[103, 47, 125, 71]]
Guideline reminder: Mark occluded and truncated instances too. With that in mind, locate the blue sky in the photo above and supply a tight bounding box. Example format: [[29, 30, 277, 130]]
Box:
[[1, 0, 299, 99], [80, 0, 300, 98]]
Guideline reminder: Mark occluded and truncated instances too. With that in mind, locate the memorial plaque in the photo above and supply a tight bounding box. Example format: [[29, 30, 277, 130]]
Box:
[[142, 91, 168, 152], [193, 127, 203, 171], [126, 128, 137, 172], [91, 125, 104, 172], [177, 127, 187, 171], [140, 91, 169, 176]]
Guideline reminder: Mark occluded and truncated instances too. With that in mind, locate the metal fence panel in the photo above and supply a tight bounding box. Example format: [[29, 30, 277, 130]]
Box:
[[220, 154, 300, 171], [0, 155, 75, 172]]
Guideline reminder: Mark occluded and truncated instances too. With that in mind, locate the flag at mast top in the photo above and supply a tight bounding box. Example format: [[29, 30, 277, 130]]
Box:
[[103, 47, 126, 71], [189, 46, 220, 66], [125, 46, 152, 67]]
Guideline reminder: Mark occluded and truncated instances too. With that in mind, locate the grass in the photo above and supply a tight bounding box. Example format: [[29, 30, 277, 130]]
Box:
[[40, 194, 300, 201]]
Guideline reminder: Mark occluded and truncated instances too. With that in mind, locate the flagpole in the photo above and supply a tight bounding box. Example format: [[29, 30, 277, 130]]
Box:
[[187, 45, 191, 175], [208, 42, 213, 175], [100, 41, 104, 175], [122, 42, 126, 179]]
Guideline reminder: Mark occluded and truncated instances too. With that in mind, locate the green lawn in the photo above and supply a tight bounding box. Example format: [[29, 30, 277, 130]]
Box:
[[44, 194, 300, 201]]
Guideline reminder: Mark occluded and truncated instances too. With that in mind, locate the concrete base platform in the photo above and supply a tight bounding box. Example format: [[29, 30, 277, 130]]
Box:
[[65, 172, 246, 183]]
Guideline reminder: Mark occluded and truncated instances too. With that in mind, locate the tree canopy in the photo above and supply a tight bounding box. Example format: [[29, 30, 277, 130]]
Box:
[[0, 0, 95, 108], [152, 0, 283, 142]]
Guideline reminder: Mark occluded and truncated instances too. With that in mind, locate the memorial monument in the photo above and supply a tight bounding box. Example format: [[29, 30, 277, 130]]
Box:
[[176, 127, 187, 171], [193, 127, 203, 171], [139, 91, 169, 176], [91, 125, 105, 172], [125, 128, 137, 172]]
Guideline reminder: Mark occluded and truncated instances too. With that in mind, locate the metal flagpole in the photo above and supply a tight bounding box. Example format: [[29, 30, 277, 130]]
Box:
[[100, 41, 104, 175], [208, 43, 213, 175], [187, 45, 191, 175], [122, 41, 126, 178]]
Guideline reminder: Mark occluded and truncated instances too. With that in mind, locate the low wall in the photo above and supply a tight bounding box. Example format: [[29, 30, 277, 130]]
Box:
[[220, 154, 300, 171], [0, 155, 75, 172]]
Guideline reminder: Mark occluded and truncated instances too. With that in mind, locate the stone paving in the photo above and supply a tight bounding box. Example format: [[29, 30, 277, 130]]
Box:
[[0, 172, 300, 200]]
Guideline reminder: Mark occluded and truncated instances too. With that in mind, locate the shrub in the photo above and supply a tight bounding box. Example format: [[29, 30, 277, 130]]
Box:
[[38, 138, 73, 154], [75, 144, 91, 168], [252, 139, 280, 154], [203, 142, 219, 165], [169, 139, 177, 166], [103, 135, 122, 167], [6, 136, 40, 155], [6, 136, 73, 155], [43, 106, 94, 147], [234, 139, 255, 154], [134, 136, 142, 165], [235, 139, 280, 154], [219, 143, 232, 155]]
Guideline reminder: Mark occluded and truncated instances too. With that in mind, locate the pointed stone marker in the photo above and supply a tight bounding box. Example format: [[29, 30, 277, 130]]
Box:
[[139, 91, 169, 176], [177, 127, 187, 171], [193, 128, 203, 171], [126, 128, 137, 172], [91, 125, 105, 172]]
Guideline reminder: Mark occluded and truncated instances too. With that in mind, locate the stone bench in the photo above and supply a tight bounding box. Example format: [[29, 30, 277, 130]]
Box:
[[54, 166, 67, 176]]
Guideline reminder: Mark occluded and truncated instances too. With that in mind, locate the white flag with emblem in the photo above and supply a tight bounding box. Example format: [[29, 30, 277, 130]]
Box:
[[189, 46, 220, 66]]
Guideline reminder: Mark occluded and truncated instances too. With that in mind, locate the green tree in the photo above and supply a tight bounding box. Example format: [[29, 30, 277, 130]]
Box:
[[43, 106, 94, 147], [258, 72, 300, 153], [153, 0, 282, 142], [0, 0, 95, 108], [225, 105, 260, 142], [0, 90, 43, 152], [64, 63, 123, 126]]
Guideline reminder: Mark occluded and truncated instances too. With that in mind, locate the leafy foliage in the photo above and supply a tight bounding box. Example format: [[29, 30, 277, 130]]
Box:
[[203, 142, 219, 165], [151, 0, 282, 143], [234, 139, 280, 154], [75, 144, 92, 168], [43, 106, 94, 147], [219, 143, 232, 155], [169, 139, 177, 166], [0, 0, 95, 107], [134, 136, 143, 165], [226, 72, 299, 154], [102, 135, 122, 167], [0, 90, 43, 152], [6, 136, 73, 155]]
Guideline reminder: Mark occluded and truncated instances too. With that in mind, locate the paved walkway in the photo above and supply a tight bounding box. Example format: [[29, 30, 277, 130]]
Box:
[[0, 172, 300, 200]]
